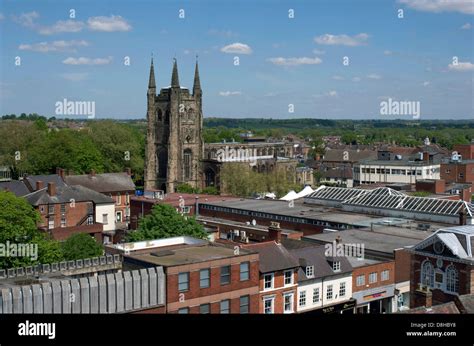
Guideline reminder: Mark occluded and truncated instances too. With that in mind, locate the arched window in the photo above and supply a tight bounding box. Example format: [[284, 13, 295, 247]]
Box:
[[183, 149, 192, 180], [158, 149, 168, 178], [446, 265, 459, 293], [421, 260, 434, 287], [205, 168, 215, 187]]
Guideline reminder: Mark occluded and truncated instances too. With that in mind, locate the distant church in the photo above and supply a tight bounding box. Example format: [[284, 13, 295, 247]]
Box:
[[144, 58, 205, 192]]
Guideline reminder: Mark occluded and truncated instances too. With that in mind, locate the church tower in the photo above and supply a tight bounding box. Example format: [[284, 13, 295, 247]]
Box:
[[144, 57, 204, 193]]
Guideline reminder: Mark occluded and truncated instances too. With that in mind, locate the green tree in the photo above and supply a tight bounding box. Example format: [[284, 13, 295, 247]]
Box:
[[61, 233, 103, 261], [176, 183, 199, 194], [0, 191, 63, 268], [126, 204, 208, 242]]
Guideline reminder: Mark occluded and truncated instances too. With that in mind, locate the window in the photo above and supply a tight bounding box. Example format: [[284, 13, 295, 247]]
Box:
[[299, 291, 306, 307], [102, 214, 108, 225], [60, 203, 66, 213], [305, 266, 314, 278], [220, 266, 231, 285], [264, 297, 274, 314], [86, 215, 94, 225], [178, 308, 189, 314], [446, 265, 459, 293], [459, 173, 464, 179], [381, 270, 389, 281], [125, 192, 130, 205], [116, 194, 121, 206], [421, 261, 434, 287], [184, 150, 192, 180], [284, 293, 293, 313], [116, 211, 122, 222], [240, 296, 249, 314], [332, 261, 341, 272], [326, 285, 333, 300], [356, 275, 365, 286], [313, 288, 320, 303], [200, 269, 210, 288], [284, 270, 293, 285], [240, 262, 249, 281], [199, 304, 210, 314], [339, 282, 346, 297], [369, 272, 377, 284], [220, 300, 230, 314], [264, 273, 274, 290], [48, 204, 54, 214], [178, 272, 189, 292], [60, 217, 66, 228]]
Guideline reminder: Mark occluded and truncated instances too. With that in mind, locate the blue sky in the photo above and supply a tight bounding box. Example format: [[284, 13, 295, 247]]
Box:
[[0, 0, 473, 119]]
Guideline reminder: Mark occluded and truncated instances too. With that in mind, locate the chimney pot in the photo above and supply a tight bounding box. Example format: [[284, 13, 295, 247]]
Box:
[[47, 182, 56, 196], [268, 221, 282, 243], [36, 181, 44, 190]]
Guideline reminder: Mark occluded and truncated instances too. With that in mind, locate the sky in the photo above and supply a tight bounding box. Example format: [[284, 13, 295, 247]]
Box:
[[0, 0, 473, 120]]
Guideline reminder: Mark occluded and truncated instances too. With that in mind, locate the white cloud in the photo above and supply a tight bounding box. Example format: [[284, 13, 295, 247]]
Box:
[[384, 50, 393, 55], [12, 11, 39, 28], [87, 15, 131, 32], [267, 57, 322, 66], [219, 91, 242, 96], [332, 75, 344, 80], [327, 90, 338, 97], [367, 73, 382, 80], [423, 81, 430, 86], [39, 20, 84, 35], [352, 77, 361, 82], [61, 73, 88, 81], [448, 61, 474, 71], [312, 49, 326, 55], [62, 56, 113, 65], [314, 33, 369, 46], [461, 23, 472, 29], [208, 29, 238, 38], [19, 40, 89, 53], [220, 42, 252, 54], [398, 0, 474, 15]]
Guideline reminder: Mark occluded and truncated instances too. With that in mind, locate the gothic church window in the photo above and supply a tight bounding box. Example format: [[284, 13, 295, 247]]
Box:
[[184, 149, 192, 180]]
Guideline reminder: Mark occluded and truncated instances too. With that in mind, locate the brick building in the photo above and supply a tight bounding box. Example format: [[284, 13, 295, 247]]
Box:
[[409, 225, 474, 308], [24, 181, 114, 242], [107, 236, 260, 314], [242, 223, 300, 314]]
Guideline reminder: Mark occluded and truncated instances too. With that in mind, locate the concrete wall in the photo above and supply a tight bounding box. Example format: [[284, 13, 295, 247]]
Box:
[[0, 266, 165, 313]]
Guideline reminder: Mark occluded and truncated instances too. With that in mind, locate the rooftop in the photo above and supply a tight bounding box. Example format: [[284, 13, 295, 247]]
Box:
[[65, 172, 135, 193], [24, 184, 114, 205], [242, 241, 299, 273]]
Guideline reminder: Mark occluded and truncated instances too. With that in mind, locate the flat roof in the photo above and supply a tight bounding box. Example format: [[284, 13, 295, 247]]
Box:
[[303, 228, 422, 254], [126, 243, 255, 267], [197, 216, 303, 235]]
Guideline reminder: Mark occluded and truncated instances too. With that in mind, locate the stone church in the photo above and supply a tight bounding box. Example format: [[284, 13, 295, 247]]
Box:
[[144, 58, 204, 192], [143, 58, 301, 194]]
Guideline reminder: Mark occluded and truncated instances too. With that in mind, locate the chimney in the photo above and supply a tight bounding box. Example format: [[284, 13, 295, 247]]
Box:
[[36, 181, 44, 190], [423, 152, 430, 162], [47, 182, 56, 196], [125, 167, 132, 176], [268, 221, 282, 243], [56, 167, 65, 180], [460, 186, 472, 203], [459, 207, 467, 226], [89, 169, 96, 178], [335, 235, 342, 244], [413, 285, 432, 308]]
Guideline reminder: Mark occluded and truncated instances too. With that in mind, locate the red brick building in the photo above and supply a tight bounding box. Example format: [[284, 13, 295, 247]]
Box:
[[109, 236, 260, 313], [242, 223, 300, 314], [441, 144, 474, 185], [24, 181, 114, 241], [409, 225, 474, 308]]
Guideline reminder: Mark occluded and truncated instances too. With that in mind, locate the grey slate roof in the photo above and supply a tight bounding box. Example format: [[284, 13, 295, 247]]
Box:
[[289, 245, 352, 281], [457, 294, 474, 313], [65, 173, 135, 193], [0, 180, 30, 197], [243, 241, 299, 273], [25, 184, 114, 206], [25, 174, 66, 191]]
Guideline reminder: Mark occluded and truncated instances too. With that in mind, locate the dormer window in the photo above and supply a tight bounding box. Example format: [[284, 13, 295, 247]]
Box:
[[332, 261, 341, 272], [305, 265, 314, 278]]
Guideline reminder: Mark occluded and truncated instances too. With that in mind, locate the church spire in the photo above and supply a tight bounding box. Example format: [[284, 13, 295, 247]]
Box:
[[193, 56, 201, 96], [148, 56, 156, 89], [171, 58, 180, 88]]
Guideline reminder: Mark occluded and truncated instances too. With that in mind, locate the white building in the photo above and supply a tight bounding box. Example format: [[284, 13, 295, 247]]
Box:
[[289, 245, 355, 314]]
